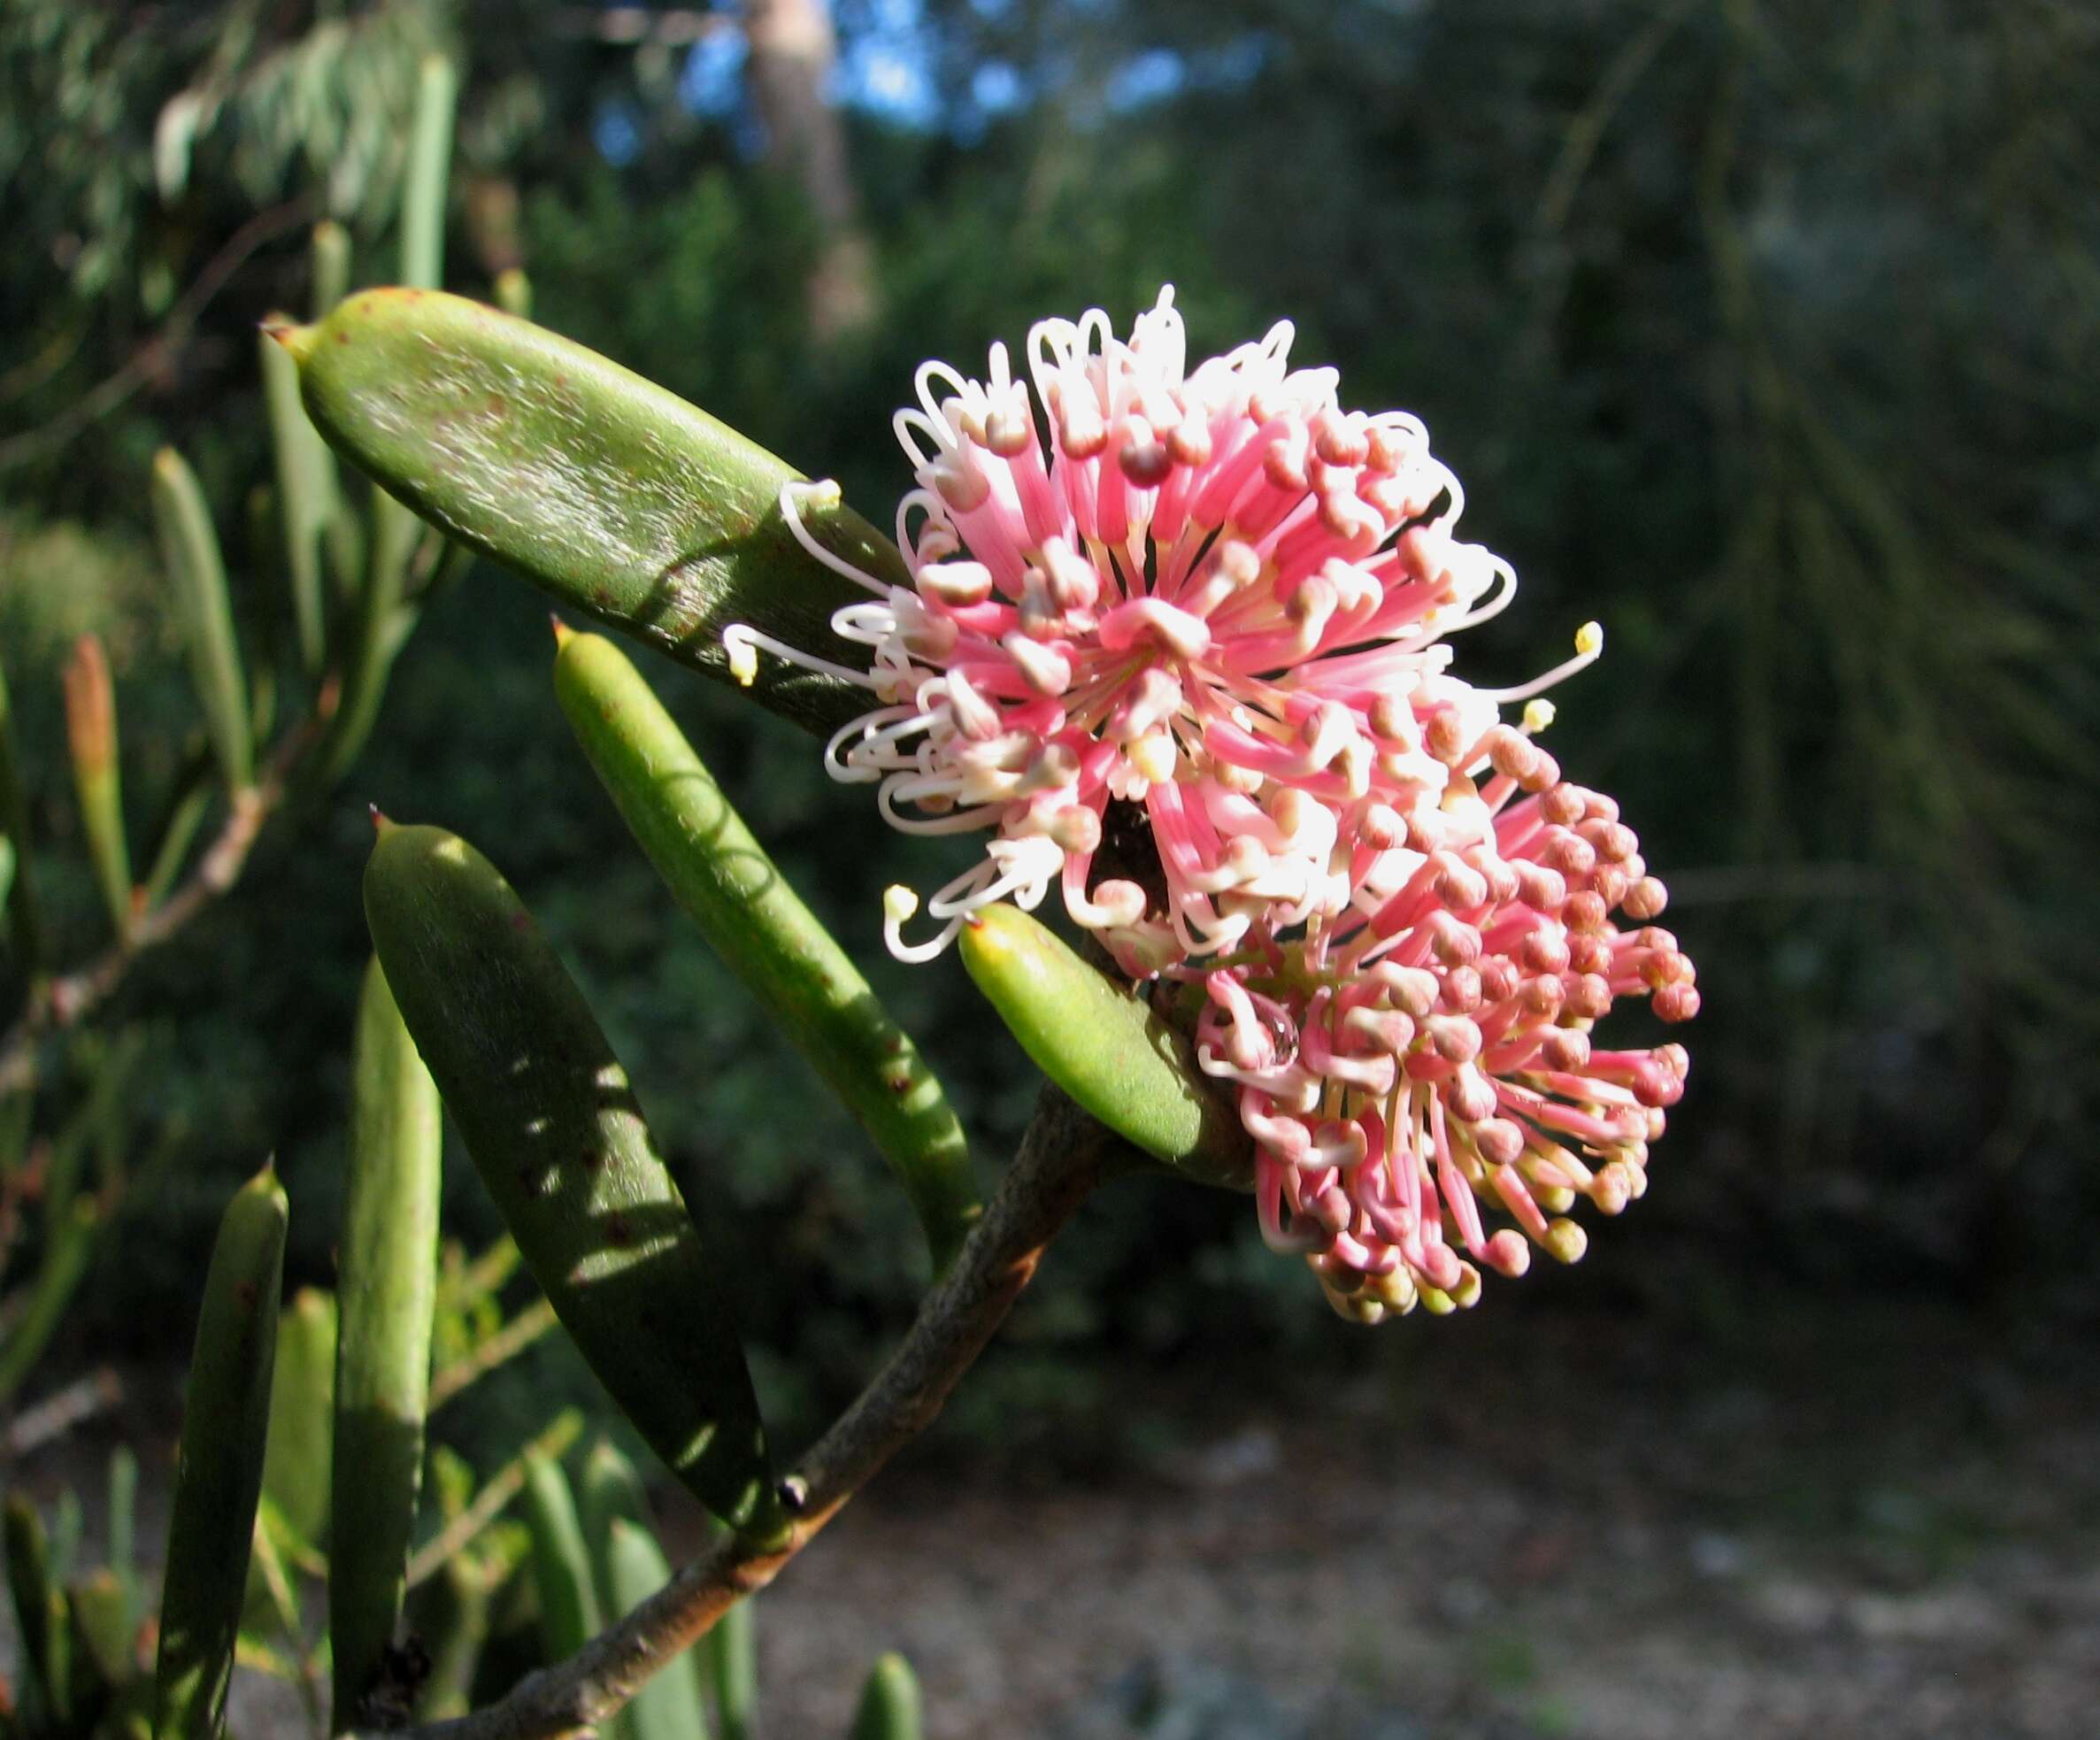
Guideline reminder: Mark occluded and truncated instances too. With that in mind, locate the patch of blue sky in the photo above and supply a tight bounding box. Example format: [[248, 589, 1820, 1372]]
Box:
[[594, 101, 642, 166], [971, 60, 1025, 115], [831, 0, 942, 127], [680, 26, 750, 119], [1105, 47, 1185, 112]]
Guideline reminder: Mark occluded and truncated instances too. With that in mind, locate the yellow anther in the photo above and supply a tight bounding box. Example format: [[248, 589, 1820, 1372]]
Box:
[[1128, 731, 1178, 784], [726, 632, 758, 688], [1574, 620, 1604, 658], [882, 884, 919, 925], [1522, 697, 1558, 735]]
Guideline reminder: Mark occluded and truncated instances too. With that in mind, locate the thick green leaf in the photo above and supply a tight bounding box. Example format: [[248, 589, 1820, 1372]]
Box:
[[519, 1457, 603, 1667], [63, 634, 132, 938], [154, 1163, 288, 1740], [5, 1495, 69, 1727], [579, 1436, 652, 1612], [398, 57, 455, 294], [0, 1197, 100, 1409], [70, 1568, 136, 1694], [958, 905, 1252, 1190], [330, 959, 444, 1728], [556, 627, 979, 1273], [282, 289, 896, 735], [258, 1289, 336, 1559], [258, 322, 335, 676], [706, 1594, 757, 1740], [109, 1445, 140, 1630], [848, 1654, 923, 1740], [151, 448, 254, 792], [312, 53, 460, 788], [311, 221, 350, 321], [604, 1521, 708, 1740], [363, 822, 781, 1539]]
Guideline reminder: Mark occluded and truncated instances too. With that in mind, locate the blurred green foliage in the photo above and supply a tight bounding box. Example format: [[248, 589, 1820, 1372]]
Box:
[[3, 0, 2096, 1450]]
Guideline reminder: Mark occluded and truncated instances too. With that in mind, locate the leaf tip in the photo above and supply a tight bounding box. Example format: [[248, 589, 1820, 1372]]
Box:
[[260, 317, 319, 366]]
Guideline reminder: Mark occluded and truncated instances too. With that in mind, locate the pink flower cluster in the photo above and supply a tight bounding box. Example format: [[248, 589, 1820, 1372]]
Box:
[[728, 288, 1696, 1320], [1194, 734, 1696, 1321]]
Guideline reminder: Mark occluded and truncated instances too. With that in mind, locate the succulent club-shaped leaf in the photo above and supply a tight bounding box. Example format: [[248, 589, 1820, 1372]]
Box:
[[958, 905, 1252, 1190], [154, 1162, 288, 1740], [0, 1196, 99, 1410], [279, 288, 896, 736], [312, 219, 350, 321], [258, 320, 336, 676], [151, 447, 255, 793], [554, 626, 981, 1273], [362, 821, 783, 1539], [70, 1569, 137, 1702], [329, 958, 444, 1729], [848, 1653, 924, 1740], [707, 1593, 758, 1740], [315, 55, 461, 787], [5, 1493, 70, 1728], [604, 1521, 710, 1740], [259, 1288, 337, 1563], [520, 1455, 605, 1675], [578, 1436, 652, 1588], [63, 633, 132, 938], [109, 1444, 140, 1629]]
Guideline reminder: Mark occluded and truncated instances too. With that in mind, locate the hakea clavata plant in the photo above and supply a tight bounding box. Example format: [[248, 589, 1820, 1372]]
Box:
[[727, 287, 1696, 1320]]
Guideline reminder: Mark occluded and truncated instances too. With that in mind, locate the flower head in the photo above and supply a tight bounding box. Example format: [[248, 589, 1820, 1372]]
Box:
[[1193, 756, 1696, 1321], [729, 286, 1694, 1325], [732, 288, 1596, 968]]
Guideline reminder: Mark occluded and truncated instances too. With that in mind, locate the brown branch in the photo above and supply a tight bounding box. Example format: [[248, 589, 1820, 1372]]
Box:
[[0, 1366, 121, 1463], [427, 1297, 560, 1413], [0, 726, 313, 1100], [365, 1086, 1112, 1740], [405, 1409, 585, 1592]]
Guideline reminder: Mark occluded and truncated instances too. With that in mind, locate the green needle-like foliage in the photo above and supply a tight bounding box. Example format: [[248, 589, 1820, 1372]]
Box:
[[330, 959, 444, 1729], [958, 905, 1251, 1190], [363, 821, 782, 1541], [281, 288, 894, 736], [153, 1162, 288, 1740], [555, 626, 980, 1273]]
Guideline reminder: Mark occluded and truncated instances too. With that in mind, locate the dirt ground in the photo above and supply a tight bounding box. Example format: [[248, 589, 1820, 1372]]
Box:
[[6, 1298, 2096, 1738], [740, 1304, 2100, 1739]]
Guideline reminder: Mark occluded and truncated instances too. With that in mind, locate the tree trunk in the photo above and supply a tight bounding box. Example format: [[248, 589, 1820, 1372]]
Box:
[[742, 0, 875, 339]]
